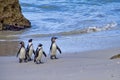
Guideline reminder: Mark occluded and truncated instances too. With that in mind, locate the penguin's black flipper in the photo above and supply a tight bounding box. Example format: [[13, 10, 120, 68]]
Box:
[[50, 44, 52, 51], [16, 52, 19, 57], [34, 48, 39, 58], [26, 45, 29, 53], [43, 51, 47, 57], [16, 47, 21, 57], [33, 50, 36, 55], [57, 46, 62, 54], [34, 48, 40, 63], [16, 53, 19, 57]]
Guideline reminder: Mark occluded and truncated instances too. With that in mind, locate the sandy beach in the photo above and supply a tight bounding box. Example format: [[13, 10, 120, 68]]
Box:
[[1, 0, 120, 80], [0, 30, 120, 80], [0, 47, 120, 80]]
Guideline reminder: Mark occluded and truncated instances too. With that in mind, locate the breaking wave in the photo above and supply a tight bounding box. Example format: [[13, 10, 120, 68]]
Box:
[[23, 22, 117, 38]]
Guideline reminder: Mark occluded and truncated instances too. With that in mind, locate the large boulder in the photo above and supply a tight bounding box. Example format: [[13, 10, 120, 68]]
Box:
[[0, 0, 31, 31]]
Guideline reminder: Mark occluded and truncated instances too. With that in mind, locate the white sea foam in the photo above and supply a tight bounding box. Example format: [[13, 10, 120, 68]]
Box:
[[87, 22, 117, 33]]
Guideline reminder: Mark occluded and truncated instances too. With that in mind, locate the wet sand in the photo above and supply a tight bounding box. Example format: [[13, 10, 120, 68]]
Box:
[[0, 41, 19, 56]]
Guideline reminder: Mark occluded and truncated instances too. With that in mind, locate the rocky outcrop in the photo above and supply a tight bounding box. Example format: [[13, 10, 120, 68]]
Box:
[[0, 0, 31, 31]]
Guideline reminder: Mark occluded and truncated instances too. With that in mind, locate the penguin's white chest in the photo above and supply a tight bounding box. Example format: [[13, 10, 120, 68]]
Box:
[[51, 43, 57, 55], [19, 47, 26, 59], [29, 45, 33, 56], [36, 49, 43, 61]]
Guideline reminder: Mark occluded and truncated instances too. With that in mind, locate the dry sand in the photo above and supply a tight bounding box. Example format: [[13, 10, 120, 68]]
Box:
[[0, 47, 120, 80]]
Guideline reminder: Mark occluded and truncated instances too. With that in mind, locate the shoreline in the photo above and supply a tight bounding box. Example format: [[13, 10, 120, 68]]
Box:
[[0, 47, 120, 80], [0, 40, 120, 56], [0, 32, 120, 56], [0, 27, 120, 56]]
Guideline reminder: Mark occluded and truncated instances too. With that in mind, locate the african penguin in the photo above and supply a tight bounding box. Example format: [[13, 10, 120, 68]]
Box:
[[16, 41, 27, 63], [26, 39, 35, 61], [34, 43, 47, 64], [50, 37, 62, 59]]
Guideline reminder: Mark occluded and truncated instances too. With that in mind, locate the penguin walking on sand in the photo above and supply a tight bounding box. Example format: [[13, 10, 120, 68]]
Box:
[[16, 41, 27, 63], [34, 44, 47, 64], [26, 39, 35, 61], [50, 37, 62, 59]]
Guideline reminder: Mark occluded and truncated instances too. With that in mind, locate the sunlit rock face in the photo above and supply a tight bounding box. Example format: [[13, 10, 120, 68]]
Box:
[[0, 0, 31, 31]]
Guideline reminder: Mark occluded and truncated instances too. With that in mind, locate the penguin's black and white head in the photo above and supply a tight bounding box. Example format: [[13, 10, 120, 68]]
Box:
[[38, 43, 43, 47], [51, 37, 58, 42], [20, 41, 25, 47], [28, 39, 33, 42], [20, 41, 24, 44]]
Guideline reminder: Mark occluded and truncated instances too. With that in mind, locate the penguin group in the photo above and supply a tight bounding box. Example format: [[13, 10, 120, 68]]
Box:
[[16, 37, 62, 64]]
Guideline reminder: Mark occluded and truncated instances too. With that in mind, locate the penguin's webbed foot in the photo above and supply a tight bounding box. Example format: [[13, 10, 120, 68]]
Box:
[[28, 58, 32, 61], [24, 60, 27, 63], [50, 56, 54, 59], [55, 57, 58, 59], [50, 55, 58, 59], [19, 59, 22, 63]]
